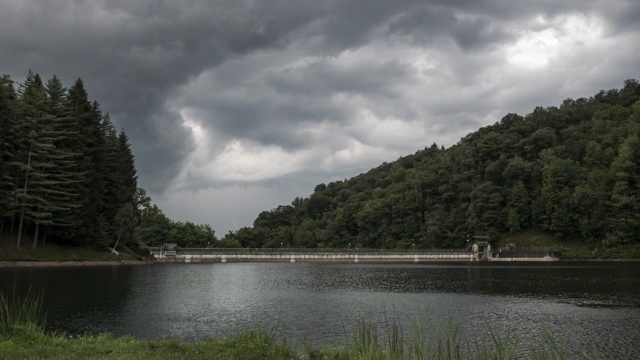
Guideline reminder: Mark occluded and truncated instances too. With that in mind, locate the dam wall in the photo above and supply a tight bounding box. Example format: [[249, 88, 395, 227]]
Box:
[[153, 252, 476, 263]]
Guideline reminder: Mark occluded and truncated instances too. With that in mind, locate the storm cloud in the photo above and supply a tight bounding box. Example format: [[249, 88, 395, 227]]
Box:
[[2, 0, 639, 234]]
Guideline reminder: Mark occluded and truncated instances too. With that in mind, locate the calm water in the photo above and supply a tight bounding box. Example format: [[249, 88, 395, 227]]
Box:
[[1, 262, 640, 358]]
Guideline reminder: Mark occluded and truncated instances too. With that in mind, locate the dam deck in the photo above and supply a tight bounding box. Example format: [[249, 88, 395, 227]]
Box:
[[151, 250, 559, 263]]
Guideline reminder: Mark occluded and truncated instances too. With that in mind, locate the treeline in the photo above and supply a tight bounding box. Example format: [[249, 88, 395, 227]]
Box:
[[224, 80, 640, 249], [134, 197, 223, 248], [0, 71, 217, 250]]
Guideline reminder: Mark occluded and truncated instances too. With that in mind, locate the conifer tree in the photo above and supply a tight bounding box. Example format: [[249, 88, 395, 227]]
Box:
[[12, 71, 59, 247], [100, 114, 121, 229], [100, 117, 139, 248], [67, 79, 108, 246], [110, 129, 138, 248], [40, 75, 83, 245], [0, 75, 16, 240], [115, 130, 138, 206]]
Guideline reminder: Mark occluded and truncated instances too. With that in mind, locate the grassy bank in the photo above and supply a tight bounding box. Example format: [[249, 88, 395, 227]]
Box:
[[0, 234, 144, 262], [0, 321, 595, 360], [0, 324, 596, 360], [0, 330, 299, 360], [1, 292, 595, 360]]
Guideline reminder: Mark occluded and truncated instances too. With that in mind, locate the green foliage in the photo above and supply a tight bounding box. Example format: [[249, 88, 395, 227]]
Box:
[[228, 80, 640, 252], [134, 196, 217, 248], [0, 288, 45, 337], [0, 75, 16, 240], [0, 71, 216, 253], [0, 329, 298, 360]]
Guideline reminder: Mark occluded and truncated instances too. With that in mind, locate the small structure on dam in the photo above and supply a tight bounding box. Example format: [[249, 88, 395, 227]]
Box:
[[160, 243, 178, 258], [466, 235, 492, 261]]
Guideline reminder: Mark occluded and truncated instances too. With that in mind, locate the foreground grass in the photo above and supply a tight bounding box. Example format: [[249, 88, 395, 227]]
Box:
[[0, 330, 299, 360], [0, 323, 596, 360], [1, 292, 595, 360], [0, 290, 298, 359]]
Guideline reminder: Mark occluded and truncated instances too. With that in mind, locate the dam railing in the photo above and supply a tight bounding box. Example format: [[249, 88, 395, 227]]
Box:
[[148, 247, 464, 254]]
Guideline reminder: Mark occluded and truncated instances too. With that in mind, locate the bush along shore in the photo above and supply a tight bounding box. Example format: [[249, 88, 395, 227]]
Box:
[[0, 292, 596, 360]]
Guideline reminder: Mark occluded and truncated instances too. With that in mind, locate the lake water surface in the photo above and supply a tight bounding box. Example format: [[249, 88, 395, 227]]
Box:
[[1, 262, 639, 358]]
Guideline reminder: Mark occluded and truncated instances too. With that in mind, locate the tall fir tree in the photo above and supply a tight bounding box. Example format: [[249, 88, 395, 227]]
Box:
[[0, 75, 16, 240], [115, 130, 138, 206], [40, 75, 83, 245], [100, 113, 121, 231], [12, 71, 61, 247], [66, 79, 109, 246]]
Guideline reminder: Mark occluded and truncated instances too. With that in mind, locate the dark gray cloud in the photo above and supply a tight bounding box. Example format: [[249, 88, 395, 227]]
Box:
[[1, 0, 639, 233], [181, 55, 415, 150], [1, 0, 320, 191]]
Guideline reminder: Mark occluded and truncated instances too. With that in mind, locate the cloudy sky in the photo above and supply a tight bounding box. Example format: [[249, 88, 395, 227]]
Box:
[[2, 0, 639, 235]]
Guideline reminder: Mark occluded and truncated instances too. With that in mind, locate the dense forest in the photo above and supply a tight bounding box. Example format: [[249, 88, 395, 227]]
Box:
[[0, 71, 217, 251], [2, 73, 639, 252], [224, 80, 640, 250]]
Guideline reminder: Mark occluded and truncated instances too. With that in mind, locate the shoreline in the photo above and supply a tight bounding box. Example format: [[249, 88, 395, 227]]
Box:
[[1, 258, 639, 267], [0, 259, 153, 267]]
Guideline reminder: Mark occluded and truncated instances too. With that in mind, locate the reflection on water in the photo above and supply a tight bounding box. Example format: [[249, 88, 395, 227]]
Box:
[[1, 262, 639, 358]]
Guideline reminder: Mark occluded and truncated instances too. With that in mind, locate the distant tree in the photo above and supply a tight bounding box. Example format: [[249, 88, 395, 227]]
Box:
[[134, 203, 172, 246], [606, 135, 640, 245], [506, 181, 530, 234], [572, 170, 611, 242], [466, 181, 504, 236], [535, 157, 584, 237]]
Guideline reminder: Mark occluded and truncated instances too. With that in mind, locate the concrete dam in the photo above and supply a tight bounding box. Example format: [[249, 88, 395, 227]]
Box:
[[151, 251, 562, 263]]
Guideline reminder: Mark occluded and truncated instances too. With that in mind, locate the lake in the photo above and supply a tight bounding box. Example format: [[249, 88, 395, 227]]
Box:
[[1, 261, 639, 358]]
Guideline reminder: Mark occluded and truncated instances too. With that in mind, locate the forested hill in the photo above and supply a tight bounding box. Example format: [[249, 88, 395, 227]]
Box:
[[226, 80, 640, 250], [0, 71, 217, 251]]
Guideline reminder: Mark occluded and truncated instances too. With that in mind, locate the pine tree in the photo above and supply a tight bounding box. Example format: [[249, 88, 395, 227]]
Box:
[[12, 71, 60, 247], [41, 76, 83, 245], [115, 130, 138, 205], [100, 118, 139, 248], [0, 75, 17, 240], [100, 114, 121, 229], [66, 79, 109, 246]]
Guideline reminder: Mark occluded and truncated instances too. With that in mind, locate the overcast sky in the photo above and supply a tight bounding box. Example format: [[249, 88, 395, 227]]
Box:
[[2, 1, 639, 235]]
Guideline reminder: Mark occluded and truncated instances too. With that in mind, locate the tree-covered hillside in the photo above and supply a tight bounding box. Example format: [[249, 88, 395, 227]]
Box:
[[225, 80, 640, 250], [0, 71, 217, 251]]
